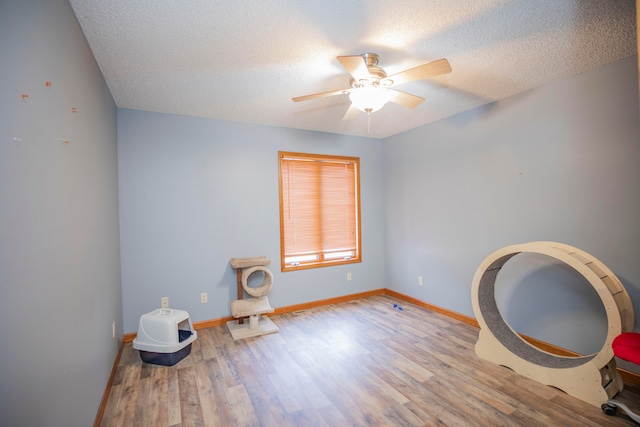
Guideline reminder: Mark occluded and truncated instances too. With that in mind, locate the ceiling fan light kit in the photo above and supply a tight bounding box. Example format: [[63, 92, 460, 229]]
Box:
[[349, 87, 392, 114], [293, 52, 451, 120]]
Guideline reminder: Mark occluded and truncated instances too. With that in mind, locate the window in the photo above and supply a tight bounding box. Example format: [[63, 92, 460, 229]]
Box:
[[278, 151, 361, 271]]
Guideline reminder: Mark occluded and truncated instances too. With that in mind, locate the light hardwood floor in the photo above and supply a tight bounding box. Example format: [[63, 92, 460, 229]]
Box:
[[100, 295, 640, 426]]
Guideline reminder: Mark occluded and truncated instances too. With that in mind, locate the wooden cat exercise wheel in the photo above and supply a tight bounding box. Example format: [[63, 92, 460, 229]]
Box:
[[471, 241, 634, 407]]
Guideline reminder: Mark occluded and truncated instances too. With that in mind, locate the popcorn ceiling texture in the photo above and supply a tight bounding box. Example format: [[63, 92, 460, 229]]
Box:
[[69, 0, 636, 138]]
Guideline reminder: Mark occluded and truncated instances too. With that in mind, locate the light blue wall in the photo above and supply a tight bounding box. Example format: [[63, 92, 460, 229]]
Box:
[[119, 57, 639, 361], [383, 57, 640, 356], [0, 0, 121, 426], [117, 111, 386, 332]]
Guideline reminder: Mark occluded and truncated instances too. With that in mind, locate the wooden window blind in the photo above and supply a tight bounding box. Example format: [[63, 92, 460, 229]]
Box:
[[279, 151, 361, 271]]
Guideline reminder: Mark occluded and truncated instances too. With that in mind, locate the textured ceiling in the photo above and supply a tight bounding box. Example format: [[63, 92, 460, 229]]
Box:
[[69, 0, 637, 139]]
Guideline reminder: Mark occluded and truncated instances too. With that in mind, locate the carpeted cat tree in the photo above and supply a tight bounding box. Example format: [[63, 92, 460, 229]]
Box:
[[226, 256, 279, 340]]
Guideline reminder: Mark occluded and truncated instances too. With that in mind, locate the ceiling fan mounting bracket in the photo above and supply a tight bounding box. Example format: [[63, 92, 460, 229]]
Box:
[[361, 52, 379, 67]]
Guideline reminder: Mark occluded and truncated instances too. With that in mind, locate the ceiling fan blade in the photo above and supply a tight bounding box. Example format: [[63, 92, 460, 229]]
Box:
[[342, 103, 360, 120], [387, 89, 425, 109], [387, 58, 451, 86], [292, 88, 350, 103], [337, 55, 370, 82]]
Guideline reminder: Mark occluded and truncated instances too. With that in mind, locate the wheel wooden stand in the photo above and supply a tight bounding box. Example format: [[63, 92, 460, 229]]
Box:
[[226, 256, 279, 340], [471, 241, 634, 407]]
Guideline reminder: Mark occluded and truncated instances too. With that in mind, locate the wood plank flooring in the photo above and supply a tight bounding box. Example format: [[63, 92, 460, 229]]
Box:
[[100, 295, 640, 426]]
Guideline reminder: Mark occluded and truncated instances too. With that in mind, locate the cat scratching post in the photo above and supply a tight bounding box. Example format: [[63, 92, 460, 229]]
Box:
[[471, 241, 634, 407], [227, 256, 279, 340]]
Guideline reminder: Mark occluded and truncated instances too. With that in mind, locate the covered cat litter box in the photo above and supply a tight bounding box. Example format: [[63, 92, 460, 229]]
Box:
[[132, 308, 197, 366]]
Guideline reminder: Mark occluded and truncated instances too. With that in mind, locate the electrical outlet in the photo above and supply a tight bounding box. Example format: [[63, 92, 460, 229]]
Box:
[[201, 292, 208, 303], [112, 321, 115, 338], [347, 272, 352, 281], [161, 297, 169, 308], [418, 276, 423, 286]]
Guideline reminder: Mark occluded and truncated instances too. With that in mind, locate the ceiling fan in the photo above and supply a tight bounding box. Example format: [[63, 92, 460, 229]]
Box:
[[292, 53, 452, 120]]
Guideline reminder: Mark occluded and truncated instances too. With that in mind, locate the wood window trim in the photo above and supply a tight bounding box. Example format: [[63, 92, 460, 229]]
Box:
[[278, 151, 362, 272]]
